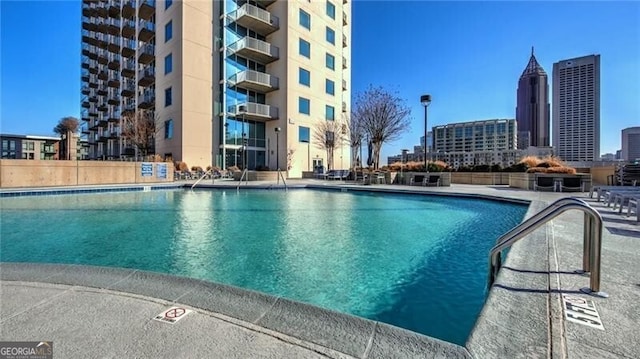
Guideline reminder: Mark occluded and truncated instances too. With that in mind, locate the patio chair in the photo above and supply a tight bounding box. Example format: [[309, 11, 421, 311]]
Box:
[[533, 175, 556, 192], [626, 197, 639, 222], [410, 175, 425, 186], [423, 175, 441, 187], [560, 177, 584, 192]]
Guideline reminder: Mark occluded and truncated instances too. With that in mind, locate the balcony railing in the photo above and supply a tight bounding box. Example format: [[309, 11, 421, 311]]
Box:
[[138, 66, 155, 87], [138, 90, 155, 109], [342, 79, 347, 91], [342, 101, 347, 113], [122, 18, 136, 37], [228, 37, 279, 64], [121, 80, 136, 96], [342, 34, 347, 48], [228, 69, 279, 93], [231, 3, 279, 36], [138, 20, 155, 41], [138, 43, 154, 64], [343, 12, 347, 26], [342, 56, 347, 69], [228, 102, 278, 121], [121, 59, 136, 77]]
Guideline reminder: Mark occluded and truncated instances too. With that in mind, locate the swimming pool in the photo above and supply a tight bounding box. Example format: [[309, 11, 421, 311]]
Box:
[[0, 189, 527, 345]]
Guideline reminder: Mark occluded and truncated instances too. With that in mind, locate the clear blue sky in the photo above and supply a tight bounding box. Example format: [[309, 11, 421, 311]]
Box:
[[1, 1, 638, 162]]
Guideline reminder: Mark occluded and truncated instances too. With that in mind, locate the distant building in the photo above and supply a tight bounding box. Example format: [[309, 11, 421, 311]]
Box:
[[433, 119, 517, 153], [600, 153, 616, 161], [1, 134, 59, 160], [621, 126, 640, 161], [516, 47, 550, 149], [552, 54, 601, 161], [419, 131, 433, 153]]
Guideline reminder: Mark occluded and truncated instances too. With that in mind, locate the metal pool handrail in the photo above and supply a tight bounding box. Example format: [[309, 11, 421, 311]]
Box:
[[488, 197, 607, 297], [191, 169, 213, 190]]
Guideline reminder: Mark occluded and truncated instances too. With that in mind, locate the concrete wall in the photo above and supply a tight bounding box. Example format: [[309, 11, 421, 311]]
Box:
[[0, 160, 174, 188], [590, 165, 615, 185], [450, 172, 510, 185], [509, 172, 592, 191]]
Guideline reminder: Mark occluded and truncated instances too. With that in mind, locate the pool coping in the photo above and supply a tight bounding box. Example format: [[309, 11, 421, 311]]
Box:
[[0, 182, 559, 358]]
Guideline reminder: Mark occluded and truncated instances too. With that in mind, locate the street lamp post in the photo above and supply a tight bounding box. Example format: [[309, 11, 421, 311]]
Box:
[[401, 148, 408, 185], [274, 127, 281, 170], [420, 94, 431, 173]]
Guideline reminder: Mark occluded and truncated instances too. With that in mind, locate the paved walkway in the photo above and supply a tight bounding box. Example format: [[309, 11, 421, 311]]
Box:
[[1, 182, 639, 358]]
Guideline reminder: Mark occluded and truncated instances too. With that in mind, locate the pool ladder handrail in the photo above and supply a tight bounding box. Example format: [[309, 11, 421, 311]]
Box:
[[276, 169, 287, 191], [488, 197, 608, 298], [236, 169, 249, 191], [191, 169, 213, 190]]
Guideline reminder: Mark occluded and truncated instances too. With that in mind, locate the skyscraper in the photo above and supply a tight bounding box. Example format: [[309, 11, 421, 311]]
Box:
[[516, 47, 550, 149], [81, 0, 351, 176], [622, 127, 640, 161], [552, 54, 601, 162]]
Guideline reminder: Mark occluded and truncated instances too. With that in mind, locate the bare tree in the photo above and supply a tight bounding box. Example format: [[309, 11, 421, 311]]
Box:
[[121, 109, 156, 157], [312, 117, 348, 171], [53, 116, 79, 135], [352, 86, 412, 170], [53, 117, 80, 160], [347, 112, 363, 169]]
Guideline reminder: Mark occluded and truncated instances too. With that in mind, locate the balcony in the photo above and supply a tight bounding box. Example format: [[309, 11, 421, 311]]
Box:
[[343, 0, 347, 3], [342, 34, 347, 48], [138, 43, 154, 64], [82, 1, 97, 17], [88, 95, 98, 103], [228, 102, 279, 122], [98, 102, 109, 112], [121, 59, 135, 78], [107, 35, 120, 53], [122, 18, 136, 38], [81, 69, 90, 81], [342, 101, 347, 113], [343, 12, 347, 26], [97, 49, 109, 65], [342, 56, 347, 69], [255, 0, 276, 7], [108, 0, 121, 17], [82, 16, 96, 31], [97, 83, 108, 95], [82, 85, 90, 95], [107, 54, 120, 70], [121, 39, 136, 58], [98, 70, 108, 81], [121, 80, 135, 97], [107, 91, 120, 105], [228, 69, 278, 93], [138, 0, 155, 20], [342, 79, 347, 91], [81, 42, 95, 56], [108, 109, 120, 121], [138, 66, 155, 87], [108, 75, 120, 88], [230, 4, 279, 36], [228, 37, 279, 64], [123, 99, 136, 112], [138, 92, 155, 109], [122, 0, 135, 18], [82, 97, 90, 108], [138, 20, 155, 42], [88, 105, 98, 116]]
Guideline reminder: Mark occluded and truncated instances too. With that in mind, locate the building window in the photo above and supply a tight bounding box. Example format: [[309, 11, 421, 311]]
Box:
[[299, 97, 310, 115], [299, 126, 310, 143], [165, 21, 172, 42], [165, 0, 172, 10], [164, 54, 173, 74], [326, 27, 335, 45], [326, 1, 335, 19], [299, 68, 310, 87], [299, 38, 310, 58], [325, 79, 335, 95], [165, 87, 172, 107], [164, 119, 174, 139], [325, 53, 335, 70], [299, 9, 311, 30], [325, 105, 335, 121]]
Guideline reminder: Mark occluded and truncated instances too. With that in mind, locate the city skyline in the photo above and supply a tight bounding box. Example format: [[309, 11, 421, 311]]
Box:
[[1, 1, 639, 164]]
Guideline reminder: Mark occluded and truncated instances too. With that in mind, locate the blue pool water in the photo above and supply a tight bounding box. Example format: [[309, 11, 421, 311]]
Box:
[[0, 189, 527, 345]]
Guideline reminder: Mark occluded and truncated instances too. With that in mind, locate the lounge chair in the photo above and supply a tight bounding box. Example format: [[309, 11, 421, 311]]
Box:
[[534, 175, 556, 191], [410, 175, 425, 186], [560, 177, 584, 192], [423, 175, 441, 187], [626, 197, 639, 222]]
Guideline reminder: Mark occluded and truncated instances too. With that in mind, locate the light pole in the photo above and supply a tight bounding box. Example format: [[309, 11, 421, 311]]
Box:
[[274, 127, 281, 170], [401, 148, 408, 184], [420, 94, 431, 173]]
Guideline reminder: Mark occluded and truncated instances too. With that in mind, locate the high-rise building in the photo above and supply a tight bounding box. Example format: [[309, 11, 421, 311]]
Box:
[[552, 54, 600, 161], [516, 47, 550, 149], [622, 126, 640, 161], [81, 0, 351, 176], [433, 119, 517, 153]]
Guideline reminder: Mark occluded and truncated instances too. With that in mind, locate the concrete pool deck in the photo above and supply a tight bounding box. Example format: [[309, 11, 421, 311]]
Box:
[[1, 181, 639, 358]]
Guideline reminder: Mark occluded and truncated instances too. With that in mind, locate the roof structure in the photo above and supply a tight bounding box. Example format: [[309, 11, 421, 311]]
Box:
[[521, 47, 547, 77]]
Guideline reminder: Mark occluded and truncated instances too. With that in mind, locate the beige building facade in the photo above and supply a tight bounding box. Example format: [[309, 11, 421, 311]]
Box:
[[81, 0, 351, 177]]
